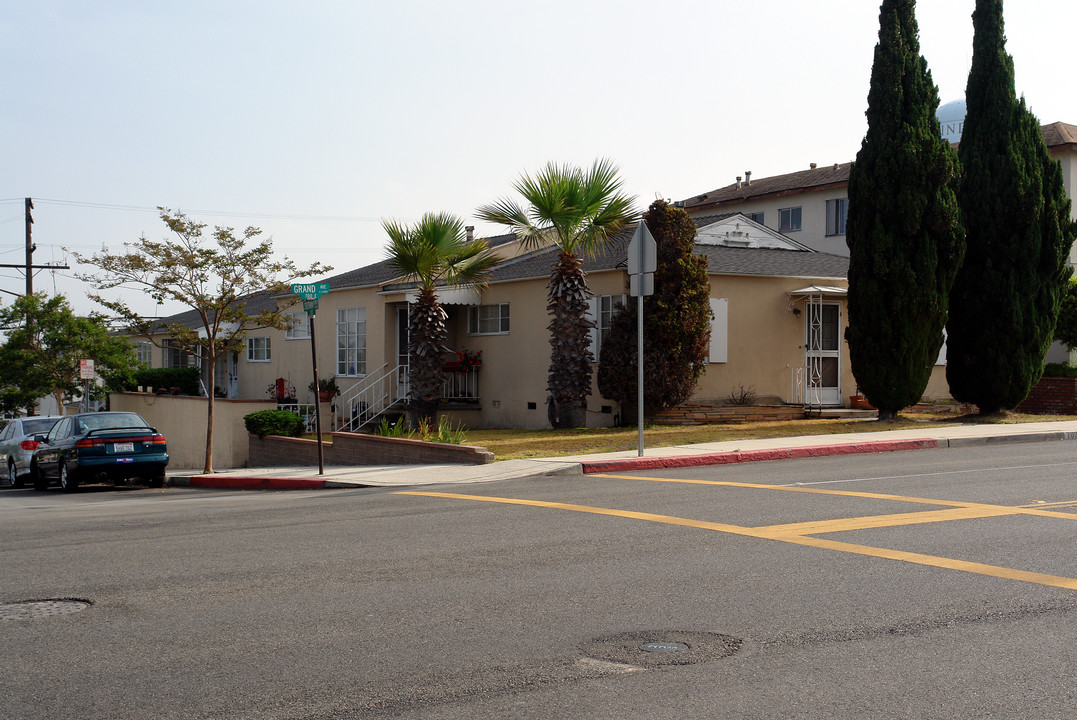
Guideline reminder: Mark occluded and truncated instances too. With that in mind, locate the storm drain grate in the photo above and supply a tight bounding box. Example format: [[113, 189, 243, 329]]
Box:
[[581, 631, 741, 668], [0, 599, 93, 621]]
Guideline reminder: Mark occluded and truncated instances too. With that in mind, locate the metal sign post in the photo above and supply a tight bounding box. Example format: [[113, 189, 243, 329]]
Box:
[[626, 223, 656, 457], [292, 283, 331, 475]]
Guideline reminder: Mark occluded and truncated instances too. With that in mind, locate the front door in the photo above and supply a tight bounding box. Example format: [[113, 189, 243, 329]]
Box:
[[804, 302, 841, 406]]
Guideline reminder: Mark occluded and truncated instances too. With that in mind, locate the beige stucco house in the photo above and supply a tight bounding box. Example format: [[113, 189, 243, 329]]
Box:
[[133, 215, 857, 429]]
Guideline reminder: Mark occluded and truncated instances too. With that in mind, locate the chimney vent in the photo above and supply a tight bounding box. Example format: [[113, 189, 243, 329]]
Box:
[[745, 171, 752, 185], [810, 163, 817, 170], [736, 176, 742, 189], [465, 225, 475, 241]]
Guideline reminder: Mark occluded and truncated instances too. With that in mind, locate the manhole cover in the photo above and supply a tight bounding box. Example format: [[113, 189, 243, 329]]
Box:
[[581, 631, 740, 668], [640, 641, 689, 653], [0, 599, 92, 621]]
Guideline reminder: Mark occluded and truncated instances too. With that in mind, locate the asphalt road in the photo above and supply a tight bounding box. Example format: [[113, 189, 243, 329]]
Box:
[[2, 441, 1077, 719]]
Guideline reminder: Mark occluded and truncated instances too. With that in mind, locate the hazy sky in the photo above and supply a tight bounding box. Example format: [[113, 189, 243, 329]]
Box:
[[3, 0, 1074, 317]]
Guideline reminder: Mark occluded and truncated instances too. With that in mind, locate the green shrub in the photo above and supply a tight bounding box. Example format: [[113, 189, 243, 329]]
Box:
[[243, 409, 305, 438], [125, 367, 202, 396], [1042, 363, 1077, 378]]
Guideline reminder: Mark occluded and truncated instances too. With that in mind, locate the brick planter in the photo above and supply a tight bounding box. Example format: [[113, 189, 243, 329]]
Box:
[[249, 431, 494, 468], [1017, 376, 1077, 415]]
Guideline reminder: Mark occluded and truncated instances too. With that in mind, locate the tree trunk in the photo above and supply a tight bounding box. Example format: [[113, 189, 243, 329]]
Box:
[[547, 252, 593, 429], [408, 290, 447, 428], [204, 385, 215, 474]]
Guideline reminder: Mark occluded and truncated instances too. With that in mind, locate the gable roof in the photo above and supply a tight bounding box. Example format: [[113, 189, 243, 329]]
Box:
[[320, 231, 520, 292], [484, 221, 847, 284], [1042, 121, 1077, 150], [142, 291, 281, 333], [682, 122, 1077, 214]]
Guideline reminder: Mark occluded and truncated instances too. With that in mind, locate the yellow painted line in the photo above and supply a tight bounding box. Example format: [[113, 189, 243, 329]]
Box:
[[396, 490, 1077, 591], [782, 535, 1077, 591], [394, 491, 760, 537], [592, 473, 1077, 520], [753, 505, 1021, 537]]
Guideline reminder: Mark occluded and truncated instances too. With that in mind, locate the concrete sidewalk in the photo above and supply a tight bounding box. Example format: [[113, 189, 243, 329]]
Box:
[[168, 419, 1077, 491]]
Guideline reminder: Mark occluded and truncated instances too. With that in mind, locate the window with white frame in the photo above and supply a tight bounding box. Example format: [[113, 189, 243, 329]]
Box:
[[337, 307, 366, 376], [135, 340, 152, 365], [779, 207, 802, 232], [162, 339, 196, 369], [468, 303, 510, 335], [588, 294, 625, 359], [247, 336, 271, 362], [285, 312, 310, 339], [826, 198, 849, 236]]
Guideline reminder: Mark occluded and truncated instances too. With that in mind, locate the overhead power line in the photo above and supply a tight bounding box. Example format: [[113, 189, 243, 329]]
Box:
[[32, 198, 384, 223]]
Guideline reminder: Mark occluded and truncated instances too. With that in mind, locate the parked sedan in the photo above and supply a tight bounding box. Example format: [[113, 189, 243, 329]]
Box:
[[30, 412, 169, 492], [0, 416, 62, 487]]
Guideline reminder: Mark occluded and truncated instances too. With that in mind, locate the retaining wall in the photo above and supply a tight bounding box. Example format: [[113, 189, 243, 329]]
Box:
[[1018, 377, 1077, 415], [249, 431, 494, 467]]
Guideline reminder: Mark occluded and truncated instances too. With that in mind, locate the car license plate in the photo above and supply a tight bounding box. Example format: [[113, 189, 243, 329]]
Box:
[[113, 442, 135, 453]]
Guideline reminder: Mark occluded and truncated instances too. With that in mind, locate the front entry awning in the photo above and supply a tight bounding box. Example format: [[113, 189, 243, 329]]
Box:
[[787, 285, 848, 301], [402, 287, 481, 305]]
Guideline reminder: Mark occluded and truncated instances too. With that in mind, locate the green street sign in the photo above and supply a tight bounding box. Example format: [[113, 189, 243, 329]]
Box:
[[292, 282, 330, 300], [303, 298, 319, 314]]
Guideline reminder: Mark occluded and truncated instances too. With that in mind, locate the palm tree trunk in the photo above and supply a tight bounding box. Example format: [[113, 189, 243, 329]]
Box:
[[408, 289, 447, 427], [546, 251, 593, 429]]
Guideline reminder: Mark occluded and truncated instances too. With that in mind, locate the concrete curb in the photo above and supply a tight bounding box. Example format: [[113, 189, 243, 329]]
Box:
[[579, 438, 939, 474], [188, 475, 327, 490], [943, 430, 1077, 447]]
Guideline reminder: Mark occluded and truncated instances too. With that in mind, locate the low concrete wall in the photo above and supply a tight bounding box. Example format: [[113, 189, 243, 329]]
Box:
[[1018, 377, 1077, 415], [249, 431, 494, 467], [110, 392, 278, 469]]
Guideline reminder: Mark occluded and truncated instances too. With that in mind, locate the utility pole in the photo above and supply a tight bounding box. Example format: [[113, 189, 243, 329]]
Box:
[[25, 198, 33, 297]]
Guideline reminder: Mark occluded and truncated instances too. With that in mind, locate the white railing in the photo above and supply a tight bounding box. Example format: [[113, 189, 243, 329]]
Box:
[[442, 368, 479, 402], [276, 403, 319, 433], [791, 366, 823, 413], [338, 364, 406, 432]]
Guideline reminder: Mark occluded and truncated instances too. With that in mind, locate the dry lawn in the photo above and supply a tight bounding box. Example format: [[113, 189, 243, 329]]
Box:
[[465, 409, 1077, 461]]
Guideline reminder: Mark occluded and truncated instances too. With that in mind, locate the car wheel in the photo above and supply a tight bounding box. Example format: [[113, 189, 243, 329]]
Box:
[[7, 460, 22, 489], [59, 463, 79, 493], [30, 462, 47, 492]]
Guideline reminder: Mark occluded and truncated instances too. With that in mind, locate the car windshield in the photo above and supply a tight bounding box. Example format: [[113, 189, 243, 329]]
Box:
[[22, 418, 59, 435], [76, 413, 149, 434]]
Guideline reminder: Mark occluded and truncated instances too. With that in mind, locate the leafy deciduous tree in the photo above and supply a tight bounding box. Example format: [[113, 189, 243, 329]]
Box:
[[0, 294, 139, 416], [74, 208, 329, 473]]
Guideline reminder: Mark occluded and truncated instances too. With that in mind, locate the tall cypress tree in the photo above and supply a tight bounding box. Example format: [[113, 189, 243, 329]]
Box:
[[845, 0, 963, 420], [946, 0, 1076, 414]]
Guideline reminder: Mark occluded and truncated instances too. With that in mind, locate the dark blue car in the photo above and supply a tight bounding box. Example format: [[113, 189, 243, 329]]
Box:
[[30, 412, 169, 492]]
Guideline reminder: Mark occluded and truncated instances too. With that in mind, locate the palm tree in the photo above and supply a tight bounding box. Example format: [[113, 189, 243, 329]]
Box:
[[477, 158, 636, 428], [384, 212, 499, 426]]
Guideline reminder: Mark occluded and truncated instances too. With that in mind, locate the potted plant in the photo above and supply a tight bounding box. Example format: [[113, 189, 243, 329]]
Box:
[[309, 377, 340, 402], [267, 378, 297, 405]]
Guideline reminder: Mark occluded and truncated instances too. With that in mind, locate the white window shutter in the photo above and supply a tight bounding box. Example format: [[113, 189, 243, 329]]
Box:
[[709, 298, 728, 363], [587, 297, 599, 358]]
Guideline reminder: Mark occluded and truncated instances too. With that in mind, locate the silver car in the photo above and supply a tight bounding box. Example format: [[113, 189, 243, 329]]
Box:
[[0, 416, 62, 488]]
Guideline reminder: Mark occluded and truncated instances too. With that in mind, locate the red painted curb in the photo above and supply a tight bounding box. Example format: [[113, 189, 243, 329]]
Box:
[[189, 475, 326, 490], [580, 438, 939, 474]]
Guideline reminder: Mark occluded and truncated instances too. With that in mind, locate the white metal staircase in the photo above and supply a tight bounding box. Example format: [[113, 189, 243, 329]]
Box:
[[339, 364, 407, 431]]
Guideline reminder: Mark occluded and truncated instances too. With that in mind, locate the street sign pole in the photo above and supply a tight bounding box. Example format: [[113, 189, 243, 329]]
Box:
[[627, 223, 656, 458], [292, 283, 331, 475], [309, 310, 324, 475]]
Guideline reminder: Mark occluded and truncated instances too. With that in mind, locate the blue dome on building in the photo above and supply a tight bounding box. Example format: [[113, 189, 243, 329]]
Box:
[[937, 98, 966, 143]]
